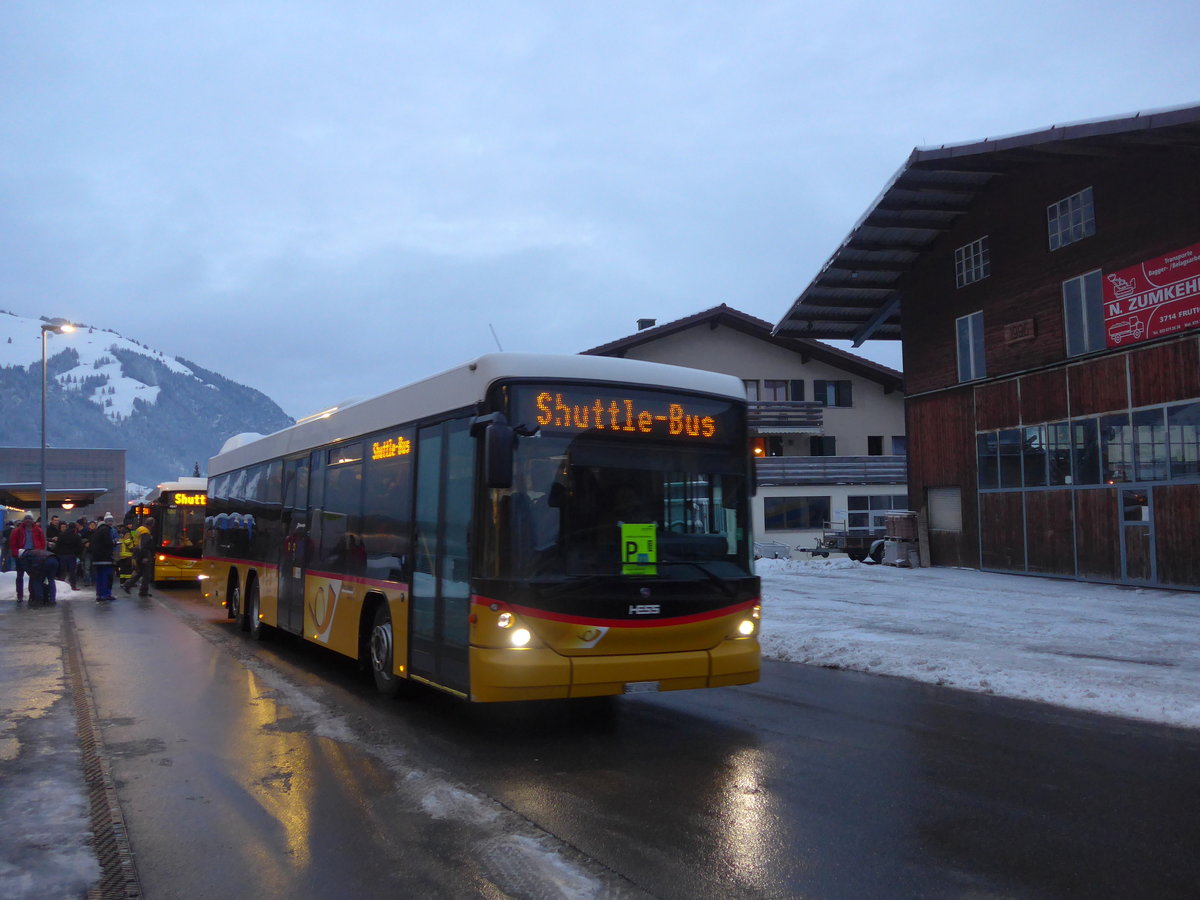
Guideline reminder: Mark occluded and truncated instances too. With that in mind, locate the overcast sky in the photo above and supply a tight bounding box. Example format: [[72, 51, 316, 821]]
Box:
[[3, 2, 1197, 418]]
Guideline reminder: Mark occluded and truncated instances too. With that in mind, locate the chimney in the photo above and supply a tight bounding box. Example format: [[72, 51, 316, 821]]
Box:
[[636, 318, 656, 331]]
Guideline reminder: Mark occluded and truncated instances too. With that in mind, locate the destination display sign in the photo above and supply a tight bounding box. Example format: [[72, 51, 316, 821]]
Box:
[[512, 385, 736, 442], [172, 492, 206, 506], [371, 435, 412, 460], [1103, 241, 1200, 348]]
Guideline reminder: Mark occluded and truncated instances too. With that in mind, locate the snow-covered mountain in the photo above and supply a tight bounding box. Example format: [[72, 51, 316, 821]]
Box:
[[0, 312, 293, 487]]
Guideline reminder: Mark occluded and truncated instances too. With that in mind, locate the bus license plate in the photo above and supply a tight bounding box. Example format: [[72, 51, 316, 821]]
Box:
[[624, 681, 660, 694]]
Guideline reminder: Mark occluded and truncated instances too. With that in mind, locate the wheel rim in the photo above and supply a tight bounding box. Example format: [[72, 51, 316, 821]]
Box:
[[370, 618, 393, 679], [228, 584, 240, 619]]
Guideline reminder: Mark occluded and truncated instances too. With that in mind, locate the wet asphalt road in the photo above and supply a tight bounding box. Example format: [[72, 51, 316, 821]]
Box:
[[74, 587, 1200, 899]]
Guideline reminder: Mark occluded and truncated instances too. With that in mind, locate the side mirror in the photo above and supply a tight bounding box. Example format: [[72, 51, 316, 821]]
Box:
[[484, 422, 515, 489], [472, 413, 515, 489]]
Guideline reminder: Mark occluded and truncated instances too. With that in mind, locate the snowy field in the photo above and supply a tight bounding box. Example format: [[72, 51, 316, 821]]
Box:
[[758, 558, 1200, 730]]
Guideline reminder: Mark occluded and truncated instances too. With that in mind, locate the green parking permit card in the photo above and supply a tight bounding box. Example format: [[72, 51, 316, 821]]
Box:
[[621, 523, 657, 575]]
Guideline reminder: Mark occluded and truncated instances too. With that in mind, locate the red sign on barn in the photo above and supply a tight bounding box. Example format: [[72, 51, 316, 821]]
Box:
[[1103, 242, 1200, 347]]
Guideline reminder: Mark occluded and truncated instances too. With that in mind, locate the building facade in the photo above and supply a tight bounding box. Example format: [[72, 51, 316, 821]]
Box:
[[776, 105, 1200, 589], [0, 447, 125, 523], [583, 305, 906, 555]]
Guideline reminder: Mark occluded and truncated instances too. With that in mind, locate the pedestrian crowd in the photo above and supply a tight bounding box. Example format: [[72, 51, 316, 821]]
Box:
[[3, 512, 156, 605]]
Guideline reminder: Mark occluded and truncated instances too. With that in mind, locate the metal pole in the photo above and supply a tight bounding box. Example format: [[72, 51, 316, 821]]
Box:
[[40, 326, 48, 527]]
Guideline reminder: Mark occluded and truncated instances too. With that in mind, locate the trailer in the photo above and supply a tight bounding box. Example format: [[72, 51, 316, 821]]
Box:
[[793, 521, 887, 563]]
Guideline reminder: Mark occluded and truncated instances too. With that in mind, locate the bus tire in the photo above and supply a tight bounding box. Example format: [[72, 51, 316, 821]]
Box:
[[227, 578, 241, 622], [239, 579, 253, 632], [369, 603, 402, 698], [247, 580, 270, 641]]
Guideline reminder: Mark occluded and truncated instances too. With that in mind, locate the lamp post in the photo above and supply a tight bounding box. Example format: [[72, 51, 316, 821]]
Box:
[[40, 320, 75, 526]]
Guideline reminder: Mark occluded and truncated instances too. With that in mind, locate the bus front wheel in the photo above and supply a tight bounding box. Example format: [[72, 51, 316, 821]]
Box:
[[369, 604, 403, 698]]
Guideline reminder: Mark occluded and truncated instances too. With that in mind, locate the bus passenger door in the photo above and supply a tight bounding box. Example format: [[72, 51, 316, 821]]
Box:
[[409, 417, 473, 694], [278, 455, 311, 634]]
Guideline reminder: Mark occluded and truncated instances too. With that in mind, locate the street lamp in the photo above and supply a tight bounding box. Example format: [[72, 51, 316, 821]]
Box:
[[40, 319, 76, 526]]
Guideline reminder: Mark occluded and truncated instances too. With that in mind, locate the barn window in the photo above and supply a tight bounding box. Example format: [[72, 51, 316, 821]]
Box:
[[1048, 187, 1095, 250]]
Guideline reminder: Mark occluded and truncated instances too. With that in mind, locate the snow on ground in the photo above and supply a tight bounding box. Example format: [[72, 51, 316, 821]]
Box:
[[757, 557, 1200, 730]]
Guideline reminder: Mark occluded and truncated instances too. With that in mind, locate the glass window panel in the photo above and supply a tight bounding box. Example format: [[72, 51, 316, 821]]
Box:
[[977, 433, 998, 489], [1132, 408, 1167, 482], [762, 380, 788, 401], [1022, 425, 1047, 487], [1072, 419, 1100, 485], [1121, 488, 1148, 523], [763, 496, 830, 531], [1063, 271, 1105, 357], [957, 312, 985, 381], [1082, 271, 1104, 351], [1063, 277, 1084, 356], [998, 428, 1023, 488], [1168, 401, 1200, 478], [323, 453, 364, 574], [362, 428, 415, 583], [847, 496, 869, 510], [1046, 421, 1072, 485], [1100, 413, 1132, 484], [957, 316, 973, 381]]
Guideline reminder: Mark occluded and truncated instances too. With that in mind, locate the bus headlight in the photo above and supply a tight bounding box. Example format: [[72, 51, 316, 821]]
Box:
[[497, 612, 513, 629], [510, 628, 532, 648], [734, 605, 761, 638]]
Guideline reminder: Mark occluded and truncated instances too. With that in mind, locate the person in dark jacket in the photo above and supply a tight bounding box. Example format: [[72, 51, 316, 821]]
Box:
[[91, 513, 117, 602], [9, 514, 46, 603], [23, 547, 59, 607], [53, 521, 84, 590]]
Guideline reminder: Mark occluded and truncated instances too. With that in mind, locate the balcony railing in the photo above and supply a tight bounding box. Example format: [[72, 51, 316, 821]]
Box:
[[755, 455, 908, 485], [747, 400, 823, 431]]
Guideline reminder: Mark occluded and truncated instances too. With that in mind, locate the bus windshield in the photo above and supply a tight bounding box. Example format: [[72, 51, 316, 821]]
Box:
[[485, 384, 752, 580], [161, 504, 205, 558]]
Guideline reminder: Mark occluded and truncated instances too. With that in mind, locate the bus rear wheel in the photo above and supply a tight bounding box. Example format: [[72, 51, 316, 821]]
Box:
[[247, 581, 270, 641], [369, 603, 403, 698], [227, 581, 240, 622]]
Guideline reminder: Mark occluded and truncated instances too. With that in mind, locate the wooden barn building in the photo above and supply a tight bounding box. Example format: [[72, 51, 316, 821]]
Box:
[[775, 104, 1200, 589]]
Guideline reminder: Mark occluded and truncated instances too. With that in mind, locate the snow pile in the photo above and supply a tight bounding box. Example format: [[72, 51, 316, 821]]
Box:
[[757, 557, 1200, 729]]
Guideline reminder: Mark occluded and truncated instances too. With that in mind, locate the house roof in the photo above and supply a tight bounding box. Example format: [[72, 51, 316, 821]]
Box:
[[773, 103, 1200, 346], [581, 303, 903, 390]]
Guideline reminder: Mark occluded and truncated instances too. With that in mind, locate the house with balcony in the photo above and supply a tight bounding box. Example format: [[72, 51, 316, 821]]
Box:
[[581, 305, 906, 556], [774, 104, 1200, 589]]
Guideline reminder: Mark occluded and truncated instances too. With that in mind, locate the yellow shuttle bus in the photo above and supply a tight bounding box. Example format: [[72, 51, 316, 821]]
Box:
[[134, 477, 207, 583], [202, 353, 761, 702]]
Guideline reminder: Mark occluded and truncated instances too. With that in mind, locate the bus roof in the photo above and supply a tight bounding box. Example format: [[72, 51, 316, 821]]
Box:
[[143, 477, 208, 503], [209, 352, 746, 476]]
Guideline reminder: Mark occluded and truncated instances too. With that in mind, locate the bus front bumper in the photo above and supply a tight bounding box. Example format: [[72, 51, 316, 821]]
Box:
[[468, 639, 760, 703]]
